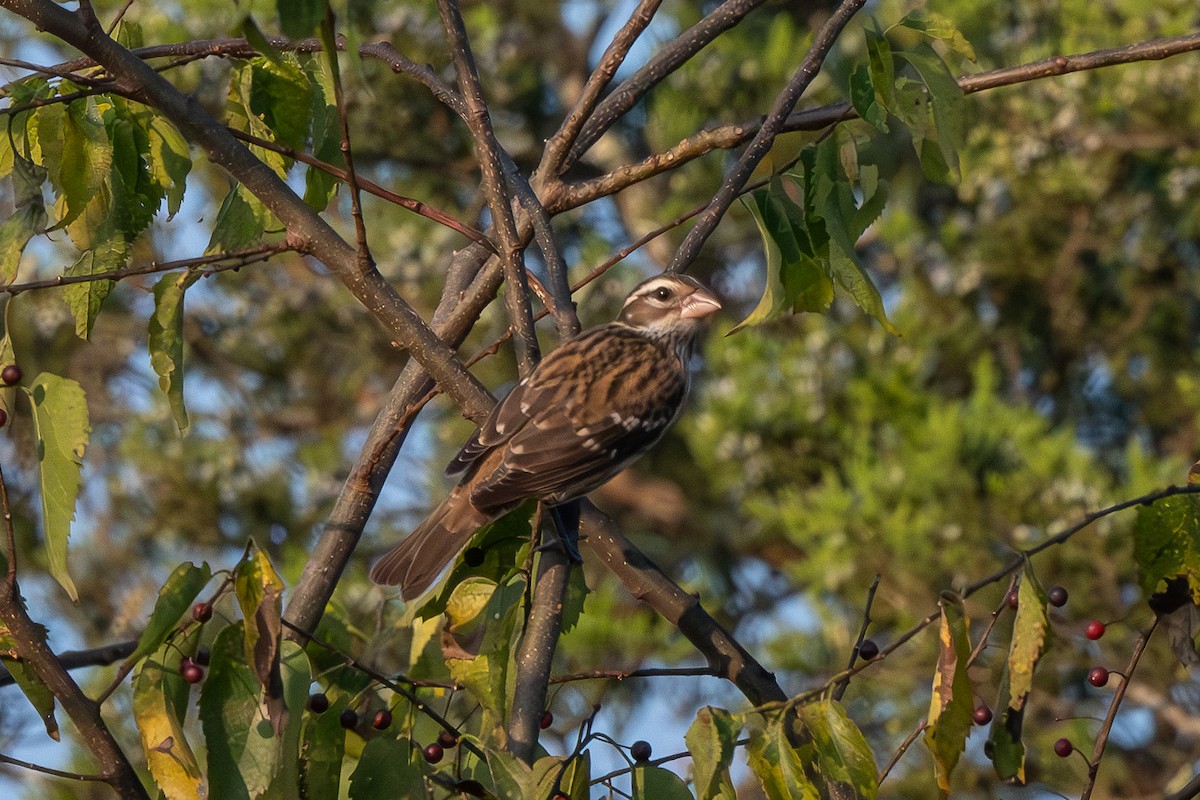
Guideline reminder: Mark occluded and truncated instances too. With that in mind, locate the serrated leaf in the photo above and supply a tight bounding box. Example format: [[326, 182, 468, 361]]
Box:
[[748, 702, 877, 800], [278, 0, 327, 41], [1134, 493, 1200, 600], [206, 186, 268, 254], [894, 11, 976, 61], [38, 96, 111, 229], [849, 63, 888, 132], [125, 562, 212, 668], [896, 43, 966, 182], [1008, 567, 1049, 707], [303, 62, 341, 211], [0, 624, 59, 740], [686, 707, 740, 800], [0, 155, 48, 285], [234, 547, 286, 732], [62, 240, 128, 339], [248, 56, 314, 150], [864, 25, 895, 114], [133, 643, 206, 800], [633, 764, 695, 800], [200, 622, 280, 799], [150, 270, 201, 433], [29, 373, 90, 601], [924, 592, 974, 796], [348, 738, 422, 798]]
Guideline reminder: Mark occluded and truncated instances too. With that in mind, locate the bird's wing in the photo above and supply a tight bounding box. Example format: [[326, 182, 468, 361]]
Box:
[[467, 328, 687, 510]]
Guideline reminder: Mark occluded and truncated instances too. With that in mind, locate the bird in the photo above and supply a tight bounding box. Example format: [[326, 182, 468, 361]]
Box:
[[369, 272, 722, 600]]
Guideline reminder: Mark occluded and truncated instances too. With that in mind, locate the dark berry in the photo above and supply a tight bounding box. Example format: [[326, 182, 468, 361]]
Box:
[[192, 602, 212, 622], [539, 710, 553, 730], [858, 639, 880, 660], [179, 655, 194, 672], [630, 740, 652, 762], [1085, 620, 1106, 640], [552, 795, 569, 800], [194, 647, 210, 666], [422, 743, 444, 764], [0, 408, 7, 428], [1005, 590, 1019, 610], [1053, 738, 1073, 758], [1, 365, 21, 386], [181, 663, 204, 684], [972, 705, 993, 726], [372, 709, 392, 730], [1048, 585, 1068, 607], [463, 547, 485, 567], [437, 729, 458, 749], [1088, 666, 1110, 688], [339, 709, 358, 729], [306, 693, 330, 714]]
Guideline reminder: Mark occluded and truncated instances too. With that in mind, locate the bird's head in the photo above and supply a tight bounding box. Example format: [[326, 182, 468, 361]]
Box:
[[617, 273, 722, 357]]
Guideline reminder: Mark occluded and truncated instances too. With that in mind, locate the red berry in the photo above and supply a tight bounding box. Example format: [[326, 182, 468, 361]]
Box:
[[1, 365, 21, 386], [306, 693, 330, 713], [1005, 590, 1019, 610], [1053, 738, 1073, 758], [539, 710, 553, 730], [422, 743, 444, 764], [179, 655, 194, 671], [372, 709, 392, 730], [972, 705, 993, 725], [1048, 585, 1069, 607], [192, 602, 212, 622], [1085, 620, 1106, 640], [858, 639, 880, 660], [630, 740, 652, 762], [0, 408, 7, 428], [1088, 666, 1110, 687], [339, 709, 358, 729], [181, 663, 204, 684], [437, 730, 458, 748], [552, 795, 570, 800]]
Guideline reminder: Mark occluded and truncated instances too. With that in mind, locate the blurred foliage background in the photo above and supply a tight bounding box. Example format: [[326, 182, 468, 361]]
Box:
[[3, 0, 1200, 796]]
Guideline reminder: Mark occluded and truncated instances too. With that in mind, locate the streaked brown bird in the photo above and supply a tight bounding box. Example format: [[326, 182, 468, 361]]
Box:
[[369, 273, 721, 599]]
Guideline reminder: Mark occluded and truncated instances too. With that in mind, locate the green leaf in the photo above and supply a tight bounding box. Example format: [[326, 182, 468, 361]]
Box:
[[28, 373, 90, 601], [124, 562, 212, 668], [731, 180, 832, 333], [748, 702, 877, 800], [1134, 493, 1200, 600], [894, 11, 976, 61], [300, 691, 349, 799], [0, 154, 48, 285], [349, 738, 423, 798], [0, 624, 59, 741], [849, 63, 887, 132], [985, 667, 1025, 783], [278, 0, 327, 41], [1008, 567, 1050, 706], [263, 640, 311, 800], [149, 270, 202, 433], [37, 96, 111, 229], [488, 747, 534, 799], [147, 115, 191, 219], [248, 56, 315, 150], [685, 707, 740, 800], [133, 642, 206, 800], [444, 579, 524, 721], [923, 592, 974, 796], [206, 186, 268, 254], [303, 61, 342, 211], [532, 751, 590, 800], [200, 622, 280, 799], [863, 24, 896, 114], [234, 547, 286, 701], [896, 43, 967, 182], [633, 763, 695, 800], [61, 239, 128, 339]]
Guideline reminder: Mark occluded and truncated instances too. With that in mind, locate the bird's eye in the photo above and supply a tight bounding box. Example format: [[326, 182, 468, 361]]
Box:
[[653, 287, 672, 301]]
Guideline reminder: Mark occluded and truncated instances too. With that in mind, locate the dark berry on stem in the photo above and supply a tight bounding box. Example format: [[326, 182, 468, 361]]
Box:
[[372, 709, 392, 730], [306, 693, 330, 714], [858, 639, 880, 660], [339, 709, 358, 729], [1053, 738, 1074, 758], [631, 740, 652, 762], [422, 743, 444, 764], [1, 365, 21, 386], [1048, 585, 1069, 607], [1088, 666, 1110, 687], [192, 602, 212, 622], [1005, 590, 1019, 610], [464, 547, 485, 567], [181, 663, 204, 684], [437, 730, 458, 749], [1085, 620, 1106, 640], [539, 710, 553, 730], [972, 705, 993, 726]]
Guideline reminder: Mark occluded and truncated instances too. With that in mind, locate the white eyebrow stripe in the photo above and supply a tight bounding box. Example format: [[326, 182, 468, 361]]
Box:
[[623, 277, 680, 308]]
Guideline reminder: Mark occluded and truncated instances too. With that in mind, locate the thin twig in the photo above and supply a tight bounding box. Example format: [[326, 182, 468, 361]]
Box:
[[550, 666, 719, 684], [321, 9, 371, 270], [833, 573, 881, 701], [1081, 619, 1159, 800], [0, 752, 108, 782], [877, 720, 929, 784]]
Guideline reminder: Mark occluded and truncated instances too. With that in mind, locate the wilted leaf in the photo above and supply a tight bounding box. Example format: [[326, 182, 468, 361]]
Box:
[[234, 547, 286, 732], [1008, 567, 1050, 706], [923, 592, 974, 795], [149, 270, 201, 433], [0, 154, 48, 285], [29, 373, 90, 601], [133, 643, 206, 800]]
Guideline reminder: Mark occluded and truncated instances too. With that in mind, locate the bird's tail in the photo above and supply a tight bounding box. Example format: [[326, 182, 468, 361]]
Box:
[[369, 489, 490, 600]]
